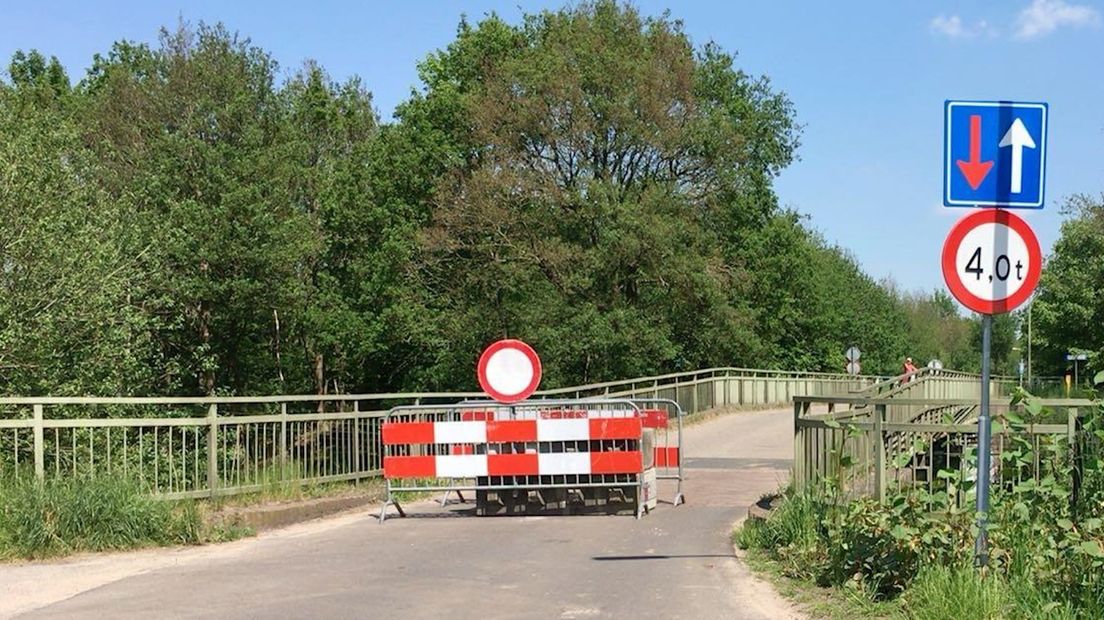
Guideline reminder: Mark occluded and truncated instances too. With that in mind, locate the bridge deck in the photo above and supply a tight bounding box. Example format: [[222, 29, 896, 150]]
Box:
[[3, 407, 809, 620]]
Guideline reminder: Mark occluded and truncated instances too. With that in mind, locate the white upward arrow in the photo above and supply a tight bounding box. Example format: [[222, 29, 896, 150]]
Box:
[[998, 118, 1037, 194]]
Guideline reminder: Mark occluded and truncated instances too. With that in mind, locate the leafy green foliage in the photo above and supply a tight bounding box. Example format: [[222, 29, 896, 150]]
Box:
[[0, 5, 990, 397]]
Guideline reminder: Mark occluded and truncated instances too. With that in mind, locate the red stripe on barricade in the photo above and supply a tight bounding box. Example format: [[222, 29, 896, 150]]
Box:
[[382, 422, 435, 445], [486, 420, 537, 443], [654, 446, 680, 467], [590, 451, 642, 474], [460, 410, 495, 422], [641, 409, 668, 429], [383, 455, 436, 478], [488, 453, 539, 476], [588, 417, 642, 440], [451, 444, 476, 455]]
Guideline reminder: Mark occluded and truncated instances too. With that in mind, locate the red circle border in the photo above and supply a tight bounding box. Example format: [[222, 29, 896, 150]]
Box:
[[941, 209, 1041, 315], [476, 339, 542, 403]]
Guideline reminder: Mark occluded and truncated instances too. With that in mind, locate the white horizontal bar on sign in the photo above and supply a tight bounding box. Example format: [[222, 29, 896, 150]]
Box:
[[436, 455, 488, 478], [434, 421, 487, 444], [538, 452, 591, 475], [536, 418, 589, 442]]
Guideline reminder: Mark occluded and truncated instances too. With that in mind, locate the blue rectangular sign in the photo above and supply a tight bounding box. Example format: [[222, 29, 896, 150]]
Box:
[[944, 100, 1048, 208]]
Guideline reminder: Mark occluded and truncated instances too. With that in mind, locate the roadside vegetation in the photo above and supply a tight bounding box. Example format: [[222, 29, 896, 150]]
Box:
[[736, 381, 1104, 619], [0, 476, 252, 559]]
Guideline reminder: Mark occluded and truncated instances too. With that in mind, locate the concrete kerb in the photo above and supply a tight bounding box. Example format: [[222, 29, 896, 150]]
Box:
[[212, 493, 386, 533]]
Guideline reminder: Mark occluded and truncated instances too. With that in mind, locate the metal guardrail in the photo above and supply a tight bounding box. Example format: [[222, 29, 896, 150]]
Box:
[[0, 366, 877, 499], [793, 367, 1089, 504]]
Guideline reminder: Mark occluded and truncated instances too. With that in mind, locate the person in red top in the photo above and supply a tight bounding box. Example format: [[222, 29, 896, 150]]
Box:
[[902, 357, 918, 381]]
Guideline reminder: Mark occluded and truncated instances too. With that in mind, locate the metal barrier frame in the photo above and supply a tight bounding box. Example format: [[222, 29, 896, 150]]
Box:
[[379, 398, 664, 522], [628, 397, 685, 506]]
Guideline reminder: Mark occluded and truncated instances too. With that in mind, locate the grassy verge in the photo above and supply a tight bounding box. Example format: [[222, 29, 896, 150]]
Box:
[[0, 476, 248, 560], [737, 546, 904, 619], [0, 473, 433, 560]]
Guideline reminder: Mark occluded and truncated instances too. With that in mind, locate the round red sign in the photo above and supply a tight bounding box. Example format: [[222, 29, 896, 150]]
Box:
[[941, 209, 1041, 315], [476, 339, 542, 403]]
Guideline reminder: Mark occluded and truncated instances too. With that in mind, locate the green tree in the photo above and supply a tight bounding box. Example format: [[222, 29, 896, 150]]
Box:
[[0, 58, 154, 395], [81, 24, 319, 395], [1032, 195, 1104, 380], [407, 2, 801, 387]]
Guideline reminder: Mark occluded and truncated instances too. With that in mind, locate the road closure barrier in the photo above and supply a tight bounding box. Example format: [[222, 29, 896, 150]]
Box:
[[378, 398, 684, 522]]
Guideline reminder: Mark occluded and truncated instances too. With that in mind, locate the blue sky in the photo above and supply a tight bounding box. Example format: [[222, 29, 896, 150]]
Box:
[[3, 1, 1102, 294]]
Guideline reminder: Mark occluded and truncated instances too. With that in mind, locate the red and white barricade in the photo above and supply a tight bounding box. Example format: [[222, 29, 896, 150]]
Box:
[[378, 399, 682, 521]]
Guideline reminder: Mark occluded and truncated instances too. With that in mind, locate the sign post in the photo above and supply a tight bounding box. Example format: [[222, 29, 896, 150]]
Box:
[[1066, 353, 1088, 388], [942, 208, 1041, 567], [942, 97, 1046, 567], [975, 313, 993, 565], [845, 346, 861, 376]]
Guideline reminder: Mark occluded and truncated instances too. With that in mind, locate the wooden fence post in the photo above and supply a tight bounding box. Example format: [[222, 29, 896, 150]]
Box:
[[1069, 407, 1080, 509], [352, 400, 362, 478], [279, 402, 288, 474], [875, 403, 887, 504], [33, 404, 44, 482], [792, 400, 804, 492], [207, 404, 219, 499]]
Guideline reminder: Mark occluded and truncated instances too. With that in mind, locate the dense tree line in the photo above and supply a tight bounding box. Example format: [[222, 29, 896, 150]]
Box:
[[0, 3, 985, 396]]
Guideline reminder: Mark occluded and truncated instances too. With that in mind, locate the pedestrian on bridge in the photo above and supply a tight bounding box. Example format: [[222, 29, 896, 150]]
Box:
[[902, 357, 918, 383]]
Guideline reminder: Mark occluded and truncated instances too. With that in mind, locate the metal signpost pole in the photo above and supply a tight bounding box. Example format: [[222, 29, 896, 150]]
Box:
[[974, 313, 993, 566], [1027, 301, 1033, 389]]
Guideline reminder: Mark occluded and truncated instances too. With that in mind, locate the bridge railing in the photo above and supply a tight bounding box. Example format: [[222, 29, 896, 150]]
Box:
[[793, 369, 1087, 505], [0, 366, 877, 499]]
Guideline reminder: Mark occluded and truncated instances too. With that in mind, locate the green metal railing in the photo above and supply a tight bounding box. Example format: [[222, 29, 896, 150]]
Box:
[[0, 366, 877, 499]]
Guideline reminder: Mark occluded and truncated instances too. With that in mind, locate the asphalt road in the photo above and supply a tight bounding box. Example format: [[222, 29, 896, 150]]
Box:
[[3, 407, 801, 620]]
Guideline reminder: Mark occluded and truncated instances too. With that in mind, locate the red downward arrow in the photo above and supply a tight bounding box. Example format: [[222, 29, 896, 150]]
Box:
[[955, 114, 993, 190]]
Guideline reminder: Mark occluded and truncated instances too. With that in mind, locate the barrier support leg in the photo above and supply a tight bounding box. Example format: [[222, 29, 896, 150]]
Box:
[[438, 489, 468, 506], [379, 485, 406, 524]]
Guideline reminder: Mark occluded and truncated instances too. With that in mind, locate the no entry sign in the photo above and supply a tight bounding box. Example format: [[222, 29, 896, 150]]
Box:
[[477, 339, 542, 403], [941, 209, 1041, 315]]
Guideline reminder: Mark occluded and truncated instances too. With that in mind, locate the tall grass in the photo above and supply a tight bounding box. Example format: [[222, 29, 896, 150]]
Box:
[[0, 476, 201, 558], [736, 491, 821, 551], [905, 566, 1008, 620], [906, 565, 1078, 620]]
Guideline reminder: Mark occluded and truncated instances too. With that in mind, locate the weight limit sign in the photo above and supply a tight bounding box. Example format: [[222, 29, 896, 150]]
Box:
[[941, 209, 1041, 315]]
